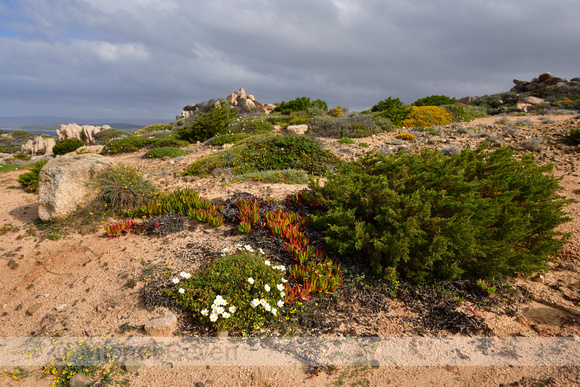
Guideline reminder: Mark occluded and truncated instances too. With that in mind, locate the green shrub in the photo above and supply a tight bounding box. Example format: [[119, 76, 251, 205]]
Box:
[[402, 106, 454, 128], [445, 104, 487, 122], [311, 146, 572, 282], [338, 137, 355, 145], [94, 129, 132, 145], [570, 128, 580, 144], [168, 248, 287, 332], [0, 164, 23, 173], [145, 147, 188, 159], [52, 139, 85, 155], [229, 117, 275, 134], [273, 96, 328, 114], [371, 97, 410, 127], [10, 130, 30, 138], [231, 169, 309, 184], [208, 133, 251, 146], [178, 106, 238, 143], [151, 138, 189, 148], [184, 133, 339, 176], [307, 113, 394, 138], [17, 160, 48, 192], [413, 95, 456, 106], [101, 136, 155, 155], [134, 123, 174, 135], [91, 164, 160, 215]]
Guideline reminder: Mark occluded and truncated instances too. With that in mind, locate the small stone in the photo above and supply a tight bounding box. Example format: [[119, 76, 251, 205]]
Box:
[[55, 304, 67, 311], [532, 274, 545, 284], [123, 358, 145, 372], [144, 314, 178, 336], [205, 380, 214, 385], [195, 383, 205, 387], [7, 259, 18, 269], [69, 372, 93, 387], [216, 330, 229, 338], [441, 145, 461, 156], [26, 303, 43, 315]]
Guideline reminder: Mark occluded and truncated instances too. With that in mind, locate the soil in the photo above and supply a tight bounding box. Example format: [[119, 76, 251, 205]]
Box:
[[1, 115, 579, 386]]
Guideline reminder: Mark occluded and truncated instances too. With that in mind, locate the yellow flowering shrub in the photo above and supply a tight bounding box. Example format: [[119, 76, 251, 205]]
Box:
[[402, 106, 453, 128]]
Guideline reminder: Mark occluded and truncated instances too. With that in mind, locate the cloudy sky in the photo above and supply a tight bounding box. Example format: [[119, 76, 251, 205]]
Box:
[[1, 0, 579, 121]]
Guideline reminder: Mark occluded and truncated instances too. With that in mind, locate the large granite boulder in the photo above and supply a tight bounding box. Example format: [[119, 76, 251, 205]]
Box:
[[38, 154, 115, 222], [57, 123, 111, 145], [21, 136, 57, 155]]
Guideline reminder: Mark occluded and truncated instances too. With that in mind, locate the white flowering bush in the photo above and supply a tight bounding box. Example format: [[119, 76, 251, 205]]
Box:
[[169, 245, 287, 331]]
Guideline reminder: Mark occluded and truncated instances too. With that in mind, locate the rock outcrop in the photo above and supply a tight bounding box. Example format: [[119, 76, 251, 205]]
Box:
[[511, 72, 571, 93], [57, 123, 111, 145], [20, 136, 57, 155], [38, 154, 115, 222], [176, 88, 264, 120]]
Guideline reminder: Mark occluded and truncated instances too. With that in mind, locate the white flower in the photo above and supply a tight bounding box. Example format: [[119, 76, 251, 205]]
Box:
[[244, 245, 253, 252], [248, 277, 255, 285], [222, 247, 229, 253], [264, 284, 271, 292], [264, 304, 272, 312], [172, 278, 180, 284], [260, 299, 268, 307], [280, 291, 286, 298], [258, 248, 265, 255], [271, 308, 277, 316], [178, 288, 185, 294], [210, 313, 218, 322], [277, 300, 284, 308], [215, 306, 225, 315], [250, 299, 260, 308], [222, 312, 231, 319], [229, 306, 237, 313], [281, 278, 288, 283], [264, 260, 271, 266], [277, 284, 284, 292], [201, 309, 209, 316], [183, 272, 191, 279], [278, 265, 286, 272]]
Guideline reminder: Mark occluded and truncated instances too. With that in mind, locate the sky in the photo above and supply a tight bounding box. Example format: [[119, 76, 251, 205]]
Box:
[[1, 0, 579, 122]]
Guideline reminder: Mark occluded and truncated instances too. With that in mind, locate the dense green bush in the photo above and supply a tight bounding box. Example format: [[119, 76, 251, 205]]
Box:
[[370, 97, 410, 127], [94, 129, 132, 145], [307, 113, 395, 138], [151, 138, 189, 148], [52, 139, 85, 155], [145, 147, 189, 158], [184, 133, 339, 176], [17, 160, 48, 192], [208, 133, 251, 146], [90, 164, 160, 215], [273, 97, 328, 114], [169, 248, 287, 332], [445, 104, 487, 122], [178, 106, 238, 143], [101, 136, 156, 155], [570, 128, 580, 144], [413, 95, 457, 106], [311, 146, 572, 282], [229, 117, 275, 134]]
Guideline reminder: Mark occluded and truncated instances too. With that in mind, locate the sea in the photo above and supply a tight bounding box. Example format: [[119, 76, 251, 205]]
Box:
[[0, 128, 58, 137]]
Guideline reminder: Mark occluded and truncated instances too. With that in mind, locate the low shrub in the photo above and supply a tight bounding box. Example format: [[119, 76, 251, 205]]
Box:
[[395, 133, 416, 141], [17, 160, 48, 192], [90, 164, 161, 215], [94, 129, 132, 145], [370, 97, 410, 127], [328, 107, 344, 117], [311, 145, 572, 282], [134, 123, 173, 135], [338, 138, 355, 145], [307, 113, 395, 138], [0, 164, 23, 173], [168, 247, 287, 332], [570, 128, 580, 144], [229, 117, 275, 134], [445, 104, 487, 122], [413, 95, 456, 106], [273, 97, 328, 114], [184, 134, 339, 176], [208, 133, 251, 146], [178, 106, 238, 143], [402, 106, 454, 128], [52, 139, 85, 155], [101, 136, 156, 155], [145, 147, 188, 158], [231, 169, 309, 184]]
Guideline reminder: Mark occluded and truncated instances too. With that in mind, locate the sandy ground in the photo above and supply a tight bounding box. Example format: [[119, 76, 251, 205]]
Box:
[[0, 115, 579, 386]]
